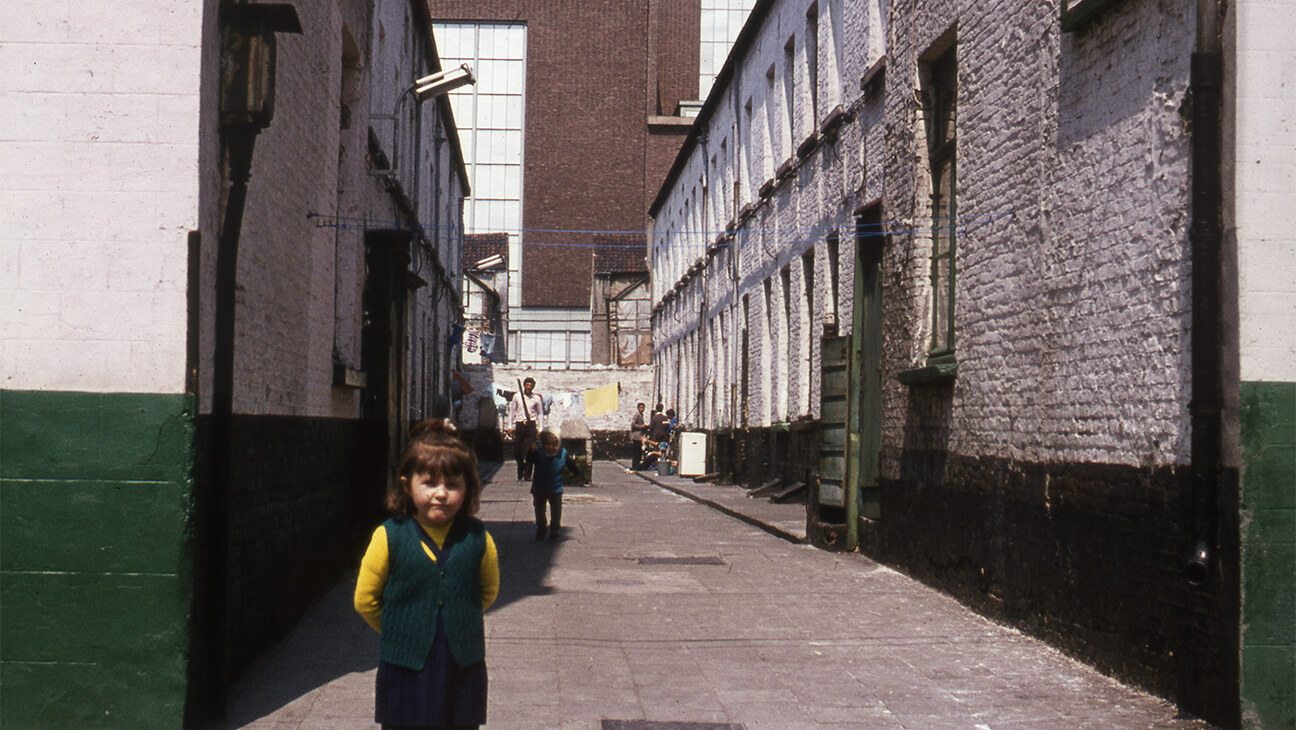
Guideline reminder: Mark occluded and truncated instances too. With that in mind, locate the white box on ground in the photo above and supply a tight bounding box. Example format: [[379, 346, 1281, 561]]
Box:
[[678, 432, 707, 476]]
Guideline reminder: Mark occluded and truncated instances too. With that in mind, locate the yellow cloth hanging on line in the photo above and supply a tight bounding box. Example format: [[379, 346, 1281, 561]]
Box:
[[584, 383, 619, 417]]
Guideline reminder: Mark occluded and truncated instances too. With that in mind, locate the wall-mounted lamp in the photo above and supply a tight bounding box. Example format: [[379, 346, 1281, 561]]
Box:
[[474, 253, 505, 270], [384, 63, 476, 173], [220, 4, 303, 129], [414, 63, 475, 101]]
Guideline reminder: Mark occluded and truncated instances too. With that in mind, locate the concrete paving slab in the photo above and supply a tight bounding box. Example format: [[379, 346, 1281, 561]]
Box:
[[211, 461, 1213, 730]]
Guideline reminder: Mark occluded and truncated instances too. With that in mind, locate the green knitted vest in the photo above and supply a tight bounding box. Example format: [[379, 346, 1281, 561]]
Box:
[[379, 516, 486, 670]]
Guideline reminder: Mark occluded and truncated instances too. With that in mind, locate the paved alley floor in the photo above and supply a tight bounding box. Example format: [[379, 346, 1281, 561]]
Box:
[[211, 462, 1211, 729]]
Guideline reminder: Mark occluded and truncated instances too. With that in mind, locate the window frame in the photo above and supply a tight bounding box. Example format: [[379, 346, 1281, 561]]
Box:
[[923, 44, 957, 364]]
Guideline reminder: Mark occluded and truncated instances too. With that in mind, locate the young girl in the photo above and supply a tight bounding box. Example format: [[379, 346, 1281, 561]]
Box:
[[355, 420, 499, 730], [530, 428, 576, 541]]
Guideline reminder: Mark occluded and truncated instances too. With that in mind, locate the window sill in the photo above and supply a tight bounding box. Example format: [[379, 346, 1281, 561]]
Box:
[[776, 157, 797, 180], [796, 133, 819, 159], [1061, 0, 1122, 31], [860, 56, 887, 99], [333, 362, 368, 389], [819, 105, 852, 141], [897, 361, 957, 386]]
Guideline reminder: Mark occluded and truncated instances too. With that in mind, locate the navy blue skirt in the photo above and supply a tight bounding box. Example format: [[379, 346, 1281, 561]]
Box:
[[375, 618, 487, 728]]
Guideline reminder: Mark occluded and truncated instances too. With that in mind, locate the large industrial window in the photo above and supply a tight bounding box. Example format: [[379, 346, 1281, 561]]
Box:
[[701, 0, 757, 98], [921, 42, 957, 360], [432, 22, 526, 309]]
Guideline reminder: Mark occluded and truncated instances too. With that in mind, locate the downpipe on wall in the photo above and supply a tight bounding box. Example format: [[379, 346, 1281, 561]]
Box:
[[206, 5, 301, 716], [1185, 0, 1224, 588]]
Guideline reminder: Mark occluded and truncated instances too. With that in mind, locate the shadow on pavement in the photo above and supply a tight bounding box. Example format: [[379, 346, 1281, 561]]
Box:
[[205, 574, 379, 729], [477, 460, 560, 612], [208, 460, 553, 728]]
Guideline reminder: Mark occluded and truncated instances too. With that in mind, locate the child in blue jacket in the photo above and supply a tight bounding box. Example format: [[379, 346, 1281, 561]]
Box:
[[531, 428, 578, 541]]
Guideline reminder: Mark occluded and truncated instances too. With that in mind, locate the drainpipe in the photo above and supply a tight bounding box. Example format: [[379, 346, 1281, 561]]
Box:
[[208, 5, 301, 714], [1185, 0, 1223, 586], [207, 122, 256, 716]]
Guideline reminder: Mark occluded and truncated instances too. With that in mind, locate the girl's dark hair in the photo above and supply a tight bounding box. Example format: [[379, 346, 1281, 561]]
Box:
[[386, 419, 482, 518]]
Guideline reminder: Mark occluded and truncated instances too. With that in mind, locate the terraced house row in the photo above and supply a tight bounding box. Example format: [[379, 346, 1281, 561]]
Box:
[[647, 0, 1294, 727], [2, 0, 470, 725]]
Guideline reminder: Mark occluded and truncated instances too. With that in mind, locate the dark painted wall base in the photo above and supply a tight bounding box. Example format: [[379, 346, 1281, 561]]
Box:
[[193, 414, 381, 690], [866, 452, 1239, 729], [667, 420, 1241, 728], [711, 426, 821, 488]]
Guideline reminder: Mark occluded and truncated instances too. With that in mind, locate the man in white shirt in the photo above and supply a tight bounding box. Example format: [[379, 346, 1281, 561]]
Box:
[[506, 377, 545, 480]]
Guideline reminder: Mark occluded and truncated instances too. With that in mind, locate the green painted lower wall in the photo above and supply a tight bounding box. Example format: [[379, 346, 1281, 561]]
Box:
[[1240, 381, 1296, 729], [1, 390, 195, 729]]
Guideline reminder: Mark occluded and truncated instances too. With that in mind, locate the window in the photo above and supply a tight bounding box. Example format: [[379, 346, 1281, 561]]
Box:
[[745, 96, 764, 191], [432, 22, 526, 309], [801, 250, 814, 415], [827, 232, 840, 328], [780, 265, 793, 420], [783, 37, 796, 152], [1061, 0, 1123, 31], [700, 0, 757, 98], [806, 5, 819, 125], [741, 294, 750, 426], [922, 42, 957, 360], [509, 309, 591, 367], [763, 277, 774, 424], [715, 309, 727, 425], [763, 68, 777, 178], [610, 281, 651, 366]]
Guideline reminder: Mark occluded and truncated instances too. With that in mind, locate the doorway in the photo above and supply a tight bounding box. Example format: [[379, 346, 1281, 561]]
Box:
[[854, 204, 884, 520]]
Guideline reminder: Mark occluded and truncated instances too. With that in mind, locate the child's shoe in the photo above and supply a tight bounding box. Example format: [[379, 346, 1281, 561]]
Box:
[[535, 526, 547, 541]]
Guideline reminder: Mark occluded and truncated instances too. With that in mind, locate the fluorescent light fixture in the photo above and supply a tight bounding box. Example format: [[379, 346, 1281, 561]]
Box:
[[414, 63, 475, 101], [474, 254, 505, 270]]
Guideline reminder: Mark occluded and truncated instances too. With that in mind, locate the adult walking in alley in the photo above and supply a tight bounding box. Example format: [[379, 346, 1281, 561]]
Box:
[[506, 377, 544, 480], [213, 462, 1210, 729]]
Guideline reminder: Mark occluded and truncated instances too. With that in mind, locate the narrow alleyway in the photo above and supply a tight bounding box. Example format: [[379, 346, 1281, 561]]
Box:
[[212, 462, 1211, 729]]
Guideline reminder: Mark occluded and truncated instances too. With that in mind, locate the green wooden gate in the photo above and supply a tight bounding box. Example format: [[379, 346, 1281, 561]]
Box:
[[819, 335, 852, 511]]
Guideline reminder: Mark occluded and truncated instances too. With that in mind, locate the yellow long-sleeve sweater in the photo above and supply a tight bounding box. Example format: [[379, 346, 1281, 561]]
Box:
[[353, 520, 499, 633]]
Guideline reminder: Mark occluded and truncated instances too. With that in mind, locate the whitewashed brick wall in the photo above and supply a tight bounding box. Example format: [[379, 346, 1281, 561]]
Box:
[[456, 364, 653, 434], [655, 0, 1202, 469], [651, 0, 879, 430], [195, 0, 467, 419], [218, 2, 354, 416], [881, 0, 1194, 467], [0, 0, 205, 394]]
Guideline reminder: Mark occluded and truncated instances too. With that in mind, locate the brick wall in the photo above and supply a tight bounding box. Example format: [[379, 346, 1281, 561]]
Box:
[[879, 0, 1194, 469], [215, 414, 375, 678], [455, 363, 653, 435], [427, 1, 698, 310], [651, 0, 874, 432], [650, 0, 1239, 723], [223, 2, 365, 418]]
